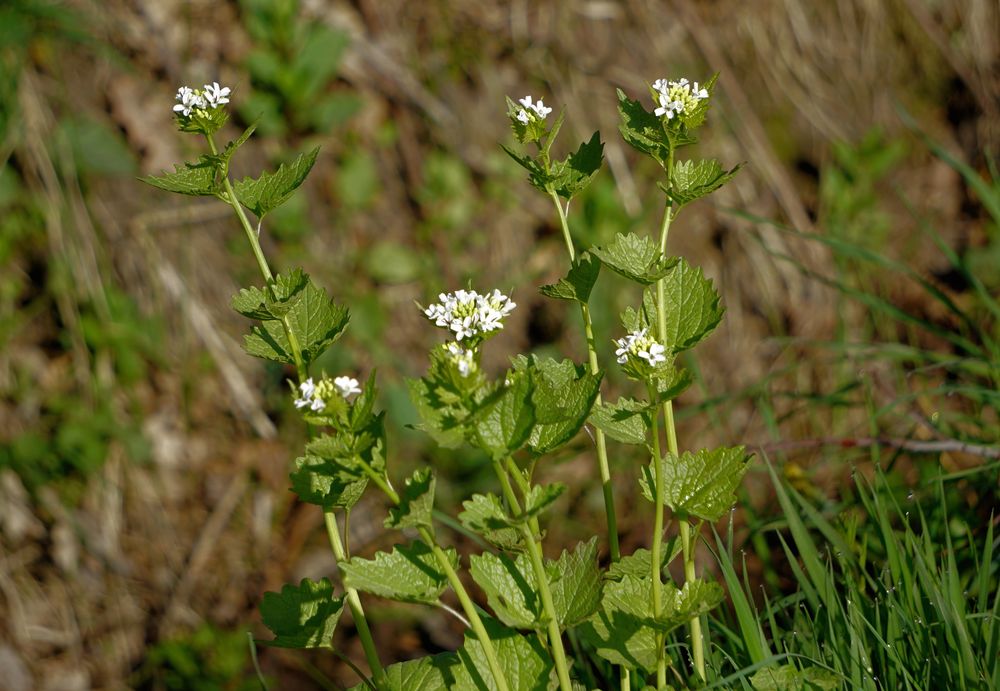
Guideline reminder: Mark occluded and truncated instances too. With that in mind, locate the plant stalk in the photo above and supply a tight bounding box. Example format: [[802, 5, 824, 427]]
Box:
[[654, 201, 706, 680], [325, 512, 388, 689], [417, 527, 513, 691], [549, 189, 621, 561], [646, 382, 667, 690]]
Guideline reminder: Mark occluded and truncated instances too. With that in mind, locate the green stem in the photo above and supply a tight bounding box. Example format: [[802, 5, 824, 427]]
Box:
[[325, 513, 388, 689], [548, 189, 621, 561], [206, 134, 306, 381], [646, 382, 667, 690], [654, 201, 706, 681], [416, 527, 512, 691], [520, 522, 574, 691], [492, 459, 573, 691]]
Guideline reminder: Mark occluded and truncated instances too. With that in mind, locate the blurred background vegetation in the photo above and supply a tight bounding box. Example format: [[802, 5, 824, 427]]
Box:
[[0, 0, 996, 688]]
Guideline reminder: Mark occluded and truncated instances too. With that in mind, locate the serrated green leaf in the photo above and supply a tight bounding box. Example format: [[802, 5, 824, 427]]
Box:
[[348, 652, 463, 691], [500, 142, 553, 193], [406, 378, 467, 448], [589, 398, 648, 445], [231, 268, 310, 320], [259, 578, 343, 649], [385, 468, 435, 531], [750, 664, 842, 690], [591, 232, 679, 285], [234, 147, 319, 218], [640, 446, 751, 521], [525, 358, 602, 455], [606, 546, 682, 582], [455, 618, 558, 691], [653, 365, 693, 403], [140, 157, 220, 197], [539, 252, 601, 303], [522, 483, 565, 520], [577, 577, 660, 673], [549, 537, 602, 627], [470, 551, 540, 629], [459, 494, 525, 551], [340, 542, 456, 604], [665, 158, 742, 209], [617, 89, 670, 166], [656, 258, 724, 352], [289, 454, 368, 510], [472, 372, 535, 458], [242, 277, 349, 367], [550, 131, 604, 199]]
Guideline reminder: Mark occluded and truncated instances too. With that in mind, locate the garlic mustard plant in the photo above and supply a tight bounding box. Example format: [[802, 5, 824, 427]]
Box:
[[143, 70, 751, 691]]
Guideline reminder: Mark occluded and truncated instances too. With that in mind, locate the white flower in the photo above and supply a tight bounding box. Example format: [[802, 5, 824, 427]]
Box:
[[614, 329, 668, 367], [293, 378, 317, 408], [423, 289, 516, 343], [333, 376, 362, 399], [516, 95, 553, 123], [445, 342, 476, 377], [651, 77, 709, 120], [202, 81, 231, 108], [173, 86, 206, 116]]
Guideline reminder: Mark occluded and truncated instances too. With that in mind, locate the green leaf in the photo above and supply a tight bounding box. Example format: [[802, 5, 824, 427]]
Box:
[[454, 618, 558, 691], [577, 576, 660, 673], [550, 131, 604, 199], [607, 546, 682, 582], [234, 147, 319, 218], [664, 158, 742, 209], [523, 357, 602, 455], [385, 468, 435, 531], [617, 89, 670, 166], [653, 365, 693, 403], [289, 454, 368, 510], [406, 378, 467, 449], [379, 652, 464, 691], [656, 258, 724, 353], [500, 142, 552, 193], [259, 578, 344, 649], [469, 551, 540, 629], [549, 537, 602, 627], [458, 494, 525, 551], [522, 483, 566, 520], [589, 398, 648, 445], [340, 542, 456, 604], [640, 446, 751, 522], [750, 664, 842, 690], [242, 276, 349, 367], [348, 652, 463, 691], [140, 157, 220, 197], [539, 252, 601, 303], [472, 371, 536, 458], [591, 232, 679, 285], [231, 268, 310, 320]]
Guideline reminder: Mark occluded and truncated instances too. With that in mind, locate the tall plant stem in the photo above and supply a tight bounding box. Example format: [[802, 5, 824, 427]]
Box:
[[325, 513, 388, 689], [416, 526, 512, 691], [206, 134, 306, 380], [352, 454, 511, 691], [548, 189, 620, 561], [492, 460, 574, 691], [654, 202, 706, 681], [207, 133, 382, 684], [646, 382, 667, 690]]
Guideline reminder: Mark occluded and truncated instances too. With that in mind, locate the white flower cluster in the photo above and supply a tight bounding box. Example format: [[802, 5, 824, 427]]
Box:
[[516, 95, 552, 123], [445, 342, 477, 378], [293, 375, 362, 411], [614, 328, 668, 367], [651, 77, 708, 120], [173, 82, 232, 117], [424, 289, 516, 342]]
